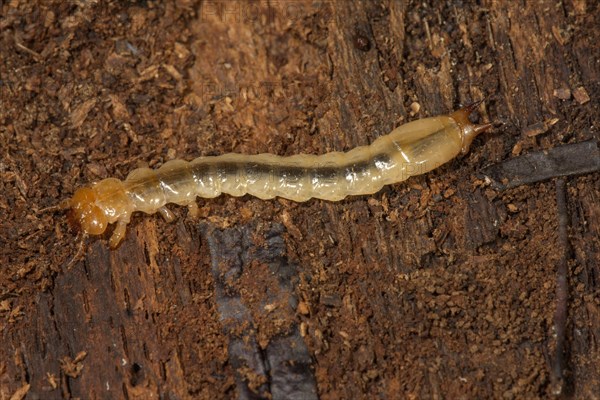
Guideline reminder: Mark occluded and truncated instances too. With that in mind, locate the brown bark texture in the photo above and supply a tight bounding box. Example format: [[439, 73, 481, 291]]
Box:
[[1, 1, 599, 399]]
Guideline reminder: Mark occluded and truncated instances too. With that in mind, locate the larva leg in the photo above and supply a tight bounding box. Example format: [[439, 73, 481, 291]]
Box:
[[109, 220, 129, 248], [187, 202, 200, 218], [158, 206, 175, 222]]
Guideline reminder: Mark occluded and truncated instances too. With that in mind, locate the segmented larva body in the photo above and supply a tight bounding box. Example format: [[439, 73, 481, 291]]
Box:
[[67, 102, 490, 247]]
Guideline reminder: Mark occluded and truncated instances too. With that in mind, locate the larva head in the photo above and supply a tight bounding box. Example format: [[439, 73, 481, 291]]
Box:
[[450, 100, 493, 154], [67, 178, 131, 236], [68, 187, 108, 235]]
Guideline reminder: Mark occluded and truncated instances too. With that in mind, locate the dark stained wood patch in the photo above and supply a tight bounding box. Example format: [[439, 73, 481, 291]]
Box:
[[202, 222, 318, 400], [481, 139, 600, 191]]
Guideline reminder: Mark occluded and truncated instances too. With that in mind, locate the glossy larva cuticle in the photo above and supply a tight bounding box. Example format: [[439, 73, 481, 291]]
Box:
[[66, 102, 491, 247]]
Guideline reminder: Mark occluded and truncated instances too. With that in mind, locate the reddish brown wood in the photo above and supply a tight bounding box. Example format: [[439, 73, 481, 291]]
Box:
[[1, 1, 599, 399]]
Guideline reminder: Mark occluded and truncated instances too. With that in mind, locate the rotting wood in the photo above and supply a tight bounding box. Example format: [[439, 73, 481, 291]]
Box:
[[202, 222, 318, 400], [549, 179, 570, 396], [1, 1, 599, 399]]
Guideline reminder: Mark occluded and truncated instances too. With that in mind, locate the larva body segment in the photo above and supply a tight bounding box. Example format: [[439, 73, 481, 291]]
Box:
[[66, 103, 491, 247]]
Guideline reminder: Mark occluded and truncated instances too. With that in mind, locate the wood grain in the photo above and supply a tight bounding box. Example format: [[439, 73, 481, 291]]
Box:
[[1, 1, 599, 399]]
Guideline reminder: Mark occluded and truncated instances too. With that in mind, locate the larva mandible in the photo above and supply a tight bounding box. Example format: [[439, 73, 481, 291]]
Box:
[[64, 101, 491, 248]]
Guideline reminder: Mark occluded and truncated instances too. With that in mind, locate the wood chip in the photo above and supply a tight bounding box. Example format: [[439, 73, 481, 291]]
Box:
[[60, 351, 87, 378], [174, 42, 191, 59], [522, 118, 559, 137], [9, 384, 30, 400], [137, 65, 159, 83], [551, 26, 570, 45], [281, 210, 303, 240], [297, 301, 310, 315], [163, 64, 182, 81], [573, 86, 590, 104], [70, 98, 97, 129], [511, 141, 523, 156], [409, 102, 421, 116], [46, 372, 58, 389], [109, 94, 130, 121], [553, 87, 571, 100], [523, 122, 546, 137], [443, 188, 455, 199]]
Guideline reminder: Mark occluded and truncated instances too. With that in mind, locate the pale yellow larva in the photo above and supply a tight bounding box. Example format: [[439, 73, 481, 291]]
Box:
[[66, 101, 490, 248]]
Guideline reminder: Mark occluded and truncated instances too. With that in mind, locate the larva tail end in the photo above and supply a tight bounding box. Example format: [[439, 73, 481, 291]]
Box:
[[473, 122, 493, 136], [450, 100, 492, 154], [460, 121, 493, 154], [458, 98, 486, 116]]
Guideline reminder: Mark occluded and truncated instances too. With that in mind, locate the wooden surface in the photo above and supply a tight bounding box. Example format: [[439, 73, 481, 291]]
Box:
[[1, 1, 599, 399]]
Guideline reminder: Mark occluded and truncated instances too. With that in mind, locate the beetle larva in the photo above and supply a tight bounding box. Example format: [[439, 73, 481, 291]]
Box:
[[65, 101, 491, 248]]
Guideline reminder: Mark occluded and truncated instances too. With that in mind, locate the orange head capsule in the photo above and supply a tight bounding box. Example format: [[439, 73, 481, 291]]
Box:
[[66, 178, 132, 238], [68, 187, 109, 235]]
